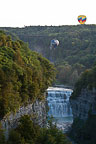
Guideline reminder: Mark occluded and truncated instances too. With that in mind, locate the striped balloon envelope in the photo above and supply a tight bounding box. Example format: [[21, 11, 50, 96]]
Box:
[[78, 15, 87, 24]]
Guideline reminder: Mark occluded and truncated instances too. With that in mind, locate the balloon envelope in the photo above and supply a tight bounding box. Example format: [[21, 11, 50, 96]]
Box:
[[50, 39, 59, 49], [78, 15, 87, 24]]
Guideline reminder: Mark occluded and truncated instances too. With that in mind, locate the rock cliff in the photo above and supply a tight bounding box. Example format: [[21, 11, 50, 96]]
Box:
[[69, 66, 96, 143], [70, 88, 96, 120], [1, 99, 47, 138]]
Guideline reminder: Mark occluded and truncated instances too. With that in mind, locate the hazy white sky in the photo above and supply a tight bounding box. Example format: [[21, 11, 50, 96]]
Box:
[[0, 0, 96, 27]]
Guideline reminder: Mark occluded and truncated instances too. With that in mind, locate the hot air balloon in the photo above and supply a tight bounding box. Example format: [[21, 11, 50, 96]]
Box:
[[50, 39, 59, 50], [78, 15, 87, 24]]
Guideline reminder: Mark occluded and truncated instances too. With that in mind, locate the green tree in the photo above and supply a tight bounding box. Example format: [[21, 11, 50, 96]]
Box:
[[0, 123, 6, 144]]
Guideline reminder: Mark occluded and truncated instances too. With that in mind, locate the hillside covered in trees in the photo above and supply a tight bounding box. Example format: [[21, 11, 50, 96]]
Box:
[[0, 31, 72, 144], [0, 31, 56, 118], [71, 65, 96, 99], [1, 25, 96, 85]]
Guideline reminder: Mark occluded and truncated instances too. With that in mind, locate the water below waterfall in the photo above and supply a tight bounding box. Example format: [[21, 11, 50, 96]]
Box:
[[47, 87, 73, 132]]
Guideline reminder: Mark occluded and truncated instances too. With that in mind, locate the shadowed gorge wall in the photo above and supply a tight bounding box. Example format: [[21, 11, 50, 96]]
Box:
[[69, 66, 96, 144]]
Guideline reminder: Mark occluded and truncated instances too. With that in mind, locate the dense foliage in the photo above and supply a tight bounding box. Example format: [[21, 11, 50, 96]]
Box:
[[5, 115, 71, 144], [0, 123, 5, 144], [70, 65, 96, 99], [0, 31, 56, 118], [69, 114, 96, 144], [1, 25, 96, 85]]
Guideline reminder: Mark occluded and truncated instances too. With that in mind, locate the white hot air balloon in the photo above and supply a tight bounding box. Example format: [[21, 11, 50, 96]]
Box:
[[50, 39, 59, 50]]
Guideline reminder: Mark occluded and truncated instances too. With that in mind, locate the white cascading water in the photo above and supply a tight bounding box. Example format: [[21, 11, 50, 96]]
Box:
[[47, 87, 73, 131]]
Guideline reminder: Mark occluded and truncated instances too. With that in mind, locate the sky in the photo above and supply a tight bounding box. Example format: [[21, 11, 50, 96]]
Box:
[[0, 0, 96, 27]]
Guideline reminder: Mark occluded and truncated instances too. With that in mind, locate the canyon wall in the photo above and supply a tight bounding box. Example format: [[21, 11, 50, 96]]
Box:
[[1, 99, 47, 138], [70, 88, 96, 120]]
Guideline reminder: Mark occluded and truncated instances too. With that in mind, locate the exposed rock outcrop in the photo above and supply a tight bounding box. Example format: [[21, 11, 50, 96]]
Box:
[[1, 100, 47, 139], [70, 88, 96, 120]]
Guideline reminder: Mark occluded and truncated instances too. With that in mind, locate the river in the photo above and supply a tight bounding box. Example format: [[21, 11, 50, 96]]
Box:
[[47, 87, 73, 132]]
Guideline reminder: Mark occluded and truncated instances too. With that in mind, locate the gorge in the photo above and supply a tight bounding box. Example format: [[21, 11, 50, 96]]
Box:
[[0, 31, 72, 144], [1, 26, 96, 143], [1, 86, 73, 137]]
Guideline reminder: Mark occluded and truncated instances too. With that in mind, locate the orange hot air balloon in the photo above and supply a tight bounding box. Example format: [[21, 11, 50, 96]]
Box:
[[78, 15, 87, 24]]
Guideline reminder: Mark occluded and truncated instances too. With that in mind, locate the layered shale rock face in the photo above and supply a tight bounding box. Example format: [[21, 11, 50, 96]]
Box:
[[1, 100, 47, 138], [70, 88, 96, 120]]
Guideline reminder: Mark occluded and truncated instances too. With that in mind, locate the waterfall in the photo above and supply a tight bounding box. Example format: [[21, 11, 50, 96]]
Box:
[[47, 87, 73, 120]]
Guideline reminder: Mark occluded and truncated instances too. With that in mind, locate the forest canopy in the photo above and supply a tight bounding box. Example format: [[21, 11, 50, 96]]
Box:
[[70, 65, 96, 99], [1, 25, 96, 86], [0, 31, 56, 118]]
